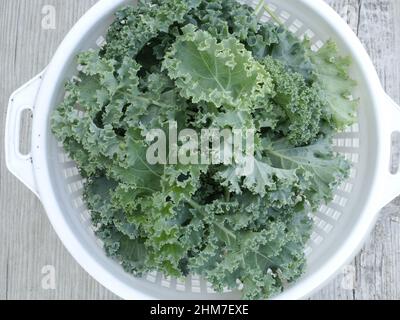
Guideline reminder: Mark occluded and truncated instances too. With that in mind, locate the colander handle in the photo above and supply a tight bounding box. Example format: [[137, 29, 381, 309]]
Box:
[[377, 93, 400, 207], [5, 72, 44, 199]]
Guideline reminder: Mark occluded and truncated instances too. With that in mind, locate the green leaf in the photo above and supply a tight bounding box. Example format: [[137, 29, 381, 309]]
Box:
[[271, 28, 315, 82], [263, 136, 350, 206], [163, 24, 274, 110], [262, 56, 325, 146], [188, 200, 312, 299], [184, 0, 259, 41], [216, 155, 298, 198], [103, 0, 202, 60], [311, 40, 359, 129]]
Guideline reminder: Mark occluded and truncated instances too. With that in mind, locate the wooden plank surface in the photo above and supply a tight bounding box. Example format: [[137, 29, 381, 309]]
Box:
[[0, 0, 116, 300], [0, 0, 399, 300]]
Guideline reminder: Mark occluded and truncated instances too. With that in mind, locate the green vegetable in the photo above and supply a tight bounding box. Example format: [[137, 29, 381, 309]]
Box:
[[311, 40, 359, 129], [163, 24, 274, 110], [51, 0, 358, 299]]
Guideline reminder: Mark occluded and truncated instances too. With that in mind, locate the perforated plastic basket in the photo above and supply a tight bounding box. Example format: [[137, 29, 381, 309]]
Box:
[[6, 0, 400, 299]]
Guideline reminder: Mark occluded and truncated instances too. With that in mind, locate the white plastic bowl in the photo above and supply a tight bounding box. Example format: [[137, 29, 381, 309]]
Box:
[[5, 0, 400, 299]]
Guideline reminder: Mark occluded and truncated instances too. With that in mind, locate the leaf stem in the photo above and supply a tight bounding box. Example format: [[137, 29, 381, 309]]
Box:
[[185, 198, 203, 212], [149, 99, 173, 110], [224, 187, 231, 202], [255, 0, 265, 14], [263, 3, 284, 26]]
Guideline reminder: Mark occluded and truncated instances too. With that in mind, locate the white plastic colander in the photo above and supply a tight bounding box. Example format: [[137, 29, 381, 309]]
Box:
[[5, 0, 400, 300]]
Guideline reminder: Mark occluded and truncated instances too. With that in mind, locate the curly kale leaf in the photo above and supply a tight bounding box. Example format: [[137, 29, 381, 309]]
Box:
[[264, 31, 358, 130], [188, 200, 312, 300], [215, 136, 349, 209], [262, 135, 350, 208], [270, 28, 315, 82], [262, 56, 325, 146], [245, 24, 314, 82], [311, 40, 359, 129], [216, 155, 299, 199], [163, 24, 274, 110], [103, 0, 201, 61], [184, 0, 259, 41], [246, 23, 280, 60]]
